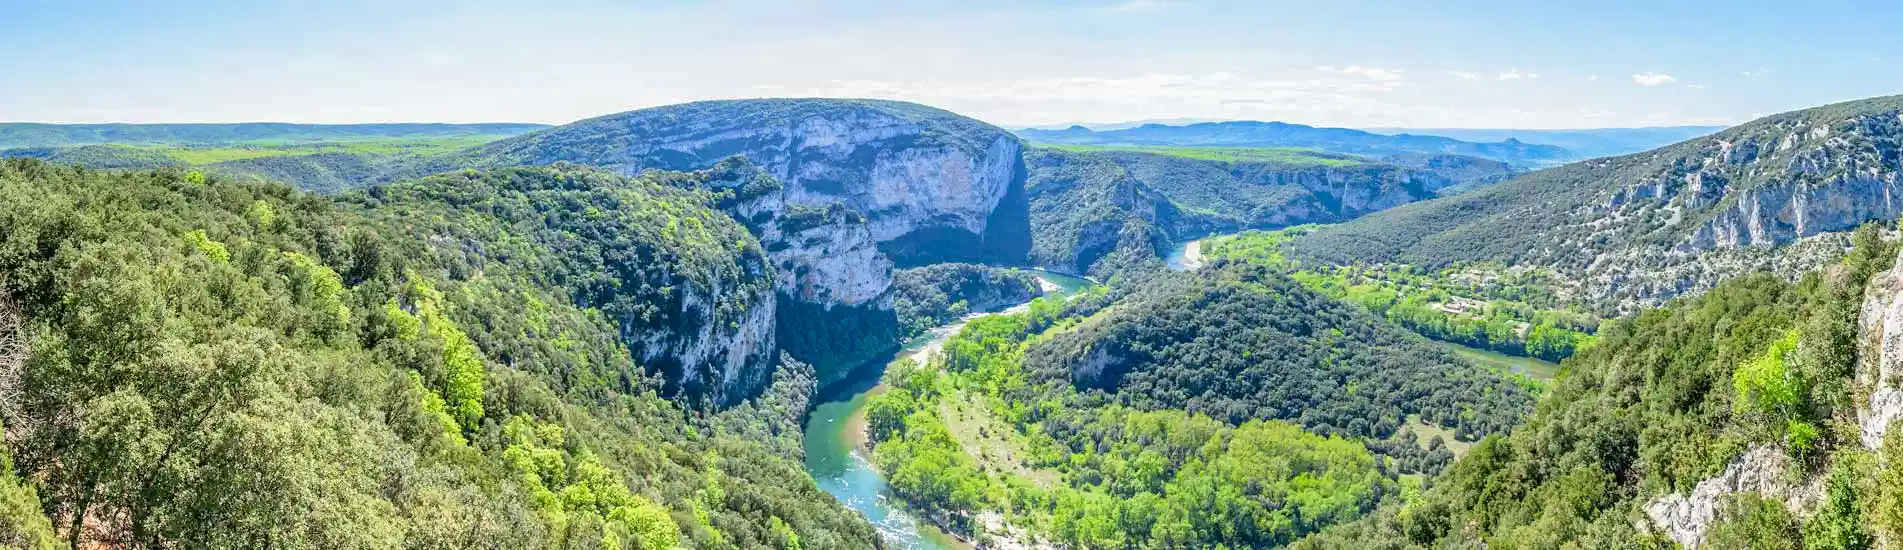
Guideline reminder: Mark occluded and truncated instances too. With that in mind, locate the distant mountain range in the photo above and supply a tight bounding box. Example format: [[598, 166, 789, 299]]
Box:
[[1015, 121, 1575, 168], [0, 122, 549, 148], [1362, 125, 1726, 159]]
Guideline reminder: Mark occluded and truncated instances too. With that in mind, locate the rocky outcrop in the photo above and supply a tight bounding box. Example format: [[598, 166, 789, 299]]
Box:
[[699, 158, 892, 306], [450, 98, 1034, 310], [1642, 445, 1823, 549], [1861, 248, 1903, 449], [642, 279, 778, 407]]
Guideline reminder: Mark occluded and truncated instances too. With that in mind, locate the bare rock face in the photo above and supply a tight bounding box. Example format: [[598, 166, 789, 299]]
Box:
[[457, 98, 1033, 310], [1642, 445, 1821, 549], [699, 158, 893, 306], [1860, 247, 1903, 449]]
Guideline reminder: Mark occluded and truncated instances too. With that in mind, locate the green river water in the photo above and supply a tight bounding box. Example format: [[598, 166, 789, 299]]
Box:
[[800, 270, 1090, 549]]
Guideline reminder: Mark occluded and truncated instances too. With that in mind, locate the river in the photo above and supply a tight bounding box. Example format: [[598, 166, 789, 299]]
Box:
[[1164, 238, 1205, 271], [800, 270, 1091, 549]]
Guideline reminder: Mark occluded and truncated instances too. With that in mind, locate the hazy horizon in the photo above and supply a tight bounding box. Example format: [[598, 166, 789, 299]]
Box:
[[7, 1, 1902, 128]]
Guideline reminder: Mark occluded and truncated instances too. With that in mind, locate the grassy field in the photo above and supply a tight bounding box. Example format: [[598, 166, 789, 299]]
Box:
[[142, 135, 506, 165], [1040, 144, 1367, 166], [1435, 340, 1562, 381], [938, 388, 1060, 488], [1406, 414, 1474, 457]]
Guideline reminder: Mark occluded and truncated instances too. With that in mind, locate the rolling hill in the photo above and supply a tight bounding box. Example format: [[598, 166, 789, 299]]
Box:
[[1287, 94, 1903, 313]]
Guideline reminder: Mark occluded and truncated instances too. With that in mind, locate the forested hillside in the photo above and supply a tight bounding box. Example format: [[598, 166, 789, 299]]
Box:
[[1025, 261, 1534, 440], [859, 260, 1536, 548], [0, 158, 877, 549], [1294, 223, 1903, 549], [1023, 146, 1463, 276], [1288, 94, 1903, 313], [1, 136, 513, 194]]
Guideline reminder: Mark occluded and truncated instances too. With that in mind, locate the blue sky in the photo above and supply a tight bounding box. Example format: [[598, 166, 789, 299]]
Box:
[[4, 0, 1901, 128]]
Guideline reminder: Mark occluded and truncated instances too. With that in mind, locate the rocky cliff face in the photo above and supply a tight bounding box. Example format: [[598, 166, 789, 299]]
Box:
[[1861, 247, 1903, 450], [1572, 109, 1903, 312], [448, 99, 1033, 310], [696, 158, 892, 306], [1285, 96, 1903, 315], [1641, 445, 1823, 548]]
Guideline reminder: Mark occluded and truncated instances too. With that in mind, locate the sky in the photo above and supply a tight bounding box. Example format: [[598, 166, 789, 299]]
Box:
[[4, 0, 1902, 129]]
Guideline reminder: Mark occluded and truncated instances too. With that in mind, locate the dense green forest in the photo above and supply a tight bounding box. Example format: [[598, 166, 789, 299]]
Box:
[[889, 263, 1043, 337], [0, 158, 877, 548], [1020, 146, 1455, 277], [1024, 262, 1535, 441], [0, 136, 515, 194], [1207, 229, 1597, 363], [1294, 222, 1903, 549], [867, 293, 1399, 549]]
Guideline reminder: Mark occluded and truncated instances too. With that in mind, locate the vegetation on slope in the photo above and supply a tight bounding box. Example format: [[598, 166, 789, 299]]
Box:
[[1022, 146, 1453, 277], [347, 163, 779, 406], [1207, 228, 1598, 363], [1293, 222, 1902, 549], [421, 98, 1016, 176], [1286, 94, 1903, 311], [1025, 262, 1535, 441], [867, 293, 1396, 549], [1, 137, 517, 194], [0, 158, 877, 549], [890, 263, 1043, 338]]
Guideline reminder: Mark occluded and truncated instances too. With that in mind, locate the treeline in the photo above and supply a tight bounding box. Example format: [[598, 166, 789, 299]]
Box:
[[1210, 229, 1597, 363], [1294, 223, 1903, 549], [0, 159, 877, 549], [867, 295, 1397, 549], [1026, 262, 1536, 441], [889, 263, 1043, 337]]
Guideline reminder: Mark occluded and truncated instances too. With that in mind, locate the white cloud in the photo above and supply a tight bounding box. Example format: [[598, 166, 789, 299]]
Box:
[[1445, 70, 1478, 80], [796, 69, 1438, 127], [1587, 74, 1600, 81], [1579, 108, 1614, 118], [1687, 83, 1706, 89], [1319, 65, 1405, 83], [1495, 69, 1538, 81], [1740, 68, 1769, 78], [1632, 72, 1677, 86], [1103, 0, 1166, 13]]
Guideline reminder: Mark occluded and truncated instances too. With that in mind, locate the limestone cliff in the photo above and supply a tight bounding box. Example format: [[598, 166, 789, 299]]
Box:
[[1288, 95, 1903, 315], [437, 98, 1033, 310], [1641, 445, 1823, 549], [1861, 247, 1903, 450]]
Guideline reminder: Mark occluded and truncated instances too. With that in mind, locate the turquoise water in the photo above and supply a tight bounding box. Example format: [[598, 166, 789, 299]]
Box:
[[799, 269, 1090, 549], [1163, 239, 1203, 271]]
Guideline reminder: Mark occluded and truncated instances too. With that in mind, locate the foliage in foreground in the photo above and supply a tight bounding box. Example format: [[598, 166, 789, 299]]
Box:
[[0, 159, 877, 548], [868, 293, 1395, 549], [1293, 223, 1903, 549]]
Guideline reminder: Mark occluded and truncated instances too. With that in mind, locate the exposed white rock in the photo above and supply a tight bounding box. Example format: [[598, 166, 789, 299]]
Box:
[[1642, 445, 1821, 549], [631, 277, 778, 406], [1860, 248, 1903, 449], [642, 108, 1023, 308]]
